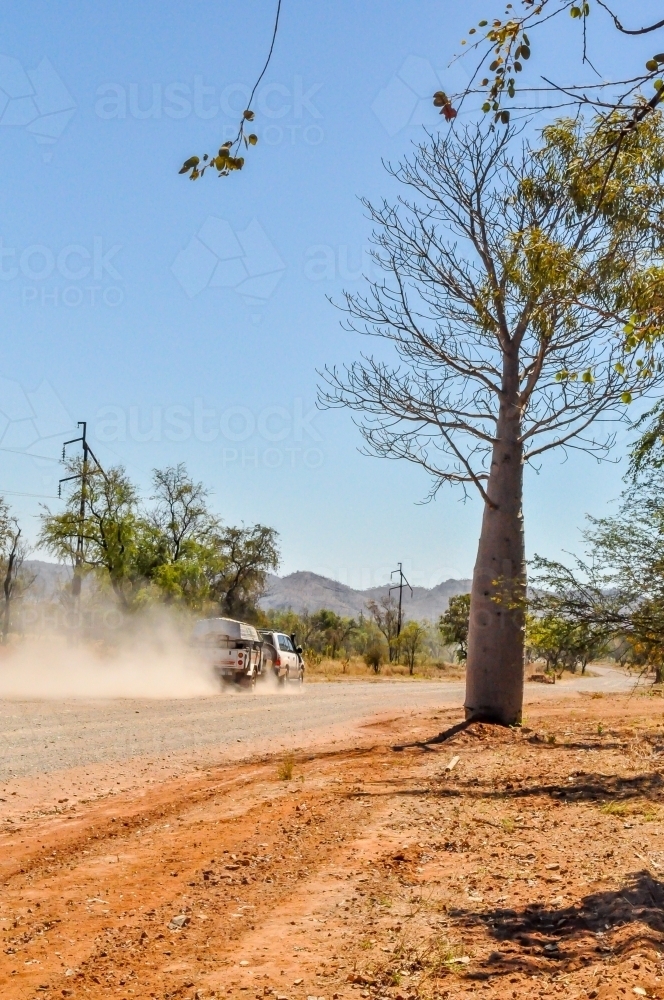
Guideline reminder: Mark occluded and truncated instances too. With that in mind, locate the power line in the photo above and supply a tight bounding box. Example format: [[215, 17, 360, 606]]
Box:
[[0, 489, 60, 500]]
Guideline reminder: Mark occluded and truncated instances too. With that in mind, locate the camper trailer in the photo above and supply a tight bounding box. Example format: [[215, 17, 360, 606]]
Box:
[[192, 617, 264, 688]]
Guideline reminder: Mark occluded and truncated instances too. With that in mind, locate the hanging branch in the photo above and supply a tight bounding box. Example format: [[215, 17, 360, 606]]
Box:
[[179, 0, 283, 180]]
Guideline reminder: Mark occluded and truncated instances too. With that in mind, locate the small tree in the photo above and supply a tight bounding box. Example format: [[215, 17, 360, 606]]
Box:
[[398, 619, 427, 675], [40, 461, 141, 610], [306, 609, 357, 658], [150, 463, 214, 561], [531, 470, 664, 683], [320, 118, 664, 724], [526, 613, 574, 678], [0, 504, 32, 644], [207, 524, 280, 621], [364, 643, 384, 674], [438, 594, 471, 662]]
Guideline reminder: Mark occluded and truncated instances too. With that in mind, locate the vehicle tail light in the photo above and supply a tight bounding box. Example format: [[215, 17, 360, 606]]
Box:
[[275, 655, 281, 666]]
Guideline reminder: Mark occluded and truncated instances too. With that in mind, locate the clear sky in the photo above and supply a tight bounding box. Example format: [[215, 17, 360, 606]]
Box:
[[0, 1, 660, 588]]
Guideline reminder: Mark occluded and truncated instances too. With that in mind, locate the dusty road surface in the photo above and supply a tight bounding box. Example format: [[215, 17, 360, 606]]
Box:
[[2, 670, 661, 1000], [0, 665, 634, 783]]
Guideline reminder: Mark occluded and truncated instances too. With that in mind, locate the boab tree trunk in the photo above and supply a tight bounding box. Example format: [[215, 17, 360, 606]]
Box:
[[465, 358, 525, 725]]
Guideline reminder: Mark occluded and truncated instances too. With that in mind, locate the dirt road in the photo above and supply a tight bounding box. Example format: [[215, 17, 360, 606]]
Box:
[[0, 666, 635, 784], [1, 667, 660, 1000]]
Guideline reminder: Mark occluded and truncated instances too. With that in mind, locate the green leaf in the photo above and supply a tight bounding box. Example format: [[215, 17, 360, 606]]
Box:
[[248, 133, 258, 146], [621, 391, 633, 405], [478, 20, 488, 27], [646, 59, 659, 72], [179, 156, 199, 174], [500, 110, 510, 124], [614, 362, 625, 375], [581, 370, 594, 384], [482, 102, 491, 112], [521, 45, 530, 59], [570, 6, 581, 17]]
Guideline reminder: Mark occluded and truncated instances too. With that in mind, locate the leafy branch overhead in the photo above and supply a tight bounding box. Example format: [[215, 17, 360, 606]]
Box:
[[179, 0, 281, 179], [440, 1, 664, 126], [179, 110, 258, 180]]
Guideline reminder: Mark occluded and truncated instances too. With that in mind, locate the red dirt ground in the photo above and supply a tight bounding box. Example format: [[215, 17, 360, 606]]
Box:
[[3, 692, 664, 1000]]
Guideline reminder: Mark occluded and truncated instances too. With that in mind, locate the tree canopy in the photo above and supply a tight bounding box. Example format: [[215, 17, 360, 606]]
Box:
[[39, 463, 279, 621]]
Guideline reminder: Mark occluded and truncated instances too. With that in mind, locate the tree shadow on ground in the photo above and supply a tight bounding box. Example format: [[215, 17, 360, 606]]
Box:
[[393, 726, 629, 754], [354, 770, 664, 806], [446, 870, 664, 979]]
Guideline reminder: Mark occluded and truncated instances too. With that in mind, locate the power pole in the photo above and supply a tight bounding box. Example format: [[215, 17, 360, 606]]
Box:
[[59, 422, 106, 601], [389, 562, 413, 638]]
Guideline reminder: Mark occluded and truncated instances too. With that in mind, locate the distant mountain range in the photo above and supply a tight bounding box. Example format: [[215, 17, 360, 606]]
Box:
[[259, 571, 471, 620], [22, 562, 471, 621], [23, 560, 71, 600]]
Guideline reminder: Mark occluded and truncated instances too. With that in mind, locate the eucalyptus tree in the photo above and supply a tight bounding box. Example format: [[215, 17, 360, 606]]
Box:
[[319, 115, 664, 724]]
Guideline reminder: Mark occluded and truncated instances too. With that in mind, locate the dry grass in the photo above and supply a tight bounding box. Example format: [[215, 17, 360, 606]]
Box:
[[600, 799, 659, 820], [305, 655, 465, 682], [277, 753, 295, 781]]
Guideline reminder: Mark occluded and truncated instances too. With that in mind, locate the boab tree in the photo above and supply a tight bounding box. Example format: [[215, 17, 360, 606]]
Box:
[[319, 116, 664, 724]]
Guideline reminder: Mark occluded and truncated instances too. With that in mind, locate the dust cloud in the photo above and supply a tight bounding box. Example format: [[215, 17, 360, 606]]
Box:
[[0, 618, 218, 699]]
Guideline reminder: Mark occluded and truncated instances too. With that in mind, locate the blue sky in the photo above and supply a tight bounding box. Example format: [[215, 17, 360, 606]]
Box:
[[0, 1, 660, 587]]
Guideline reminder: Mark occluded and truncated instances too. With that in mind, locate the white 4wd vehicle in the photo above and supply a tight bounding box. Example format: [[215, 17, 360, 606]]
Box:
[[192, 617, 263, 688], [258, 631, 304, 684]]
